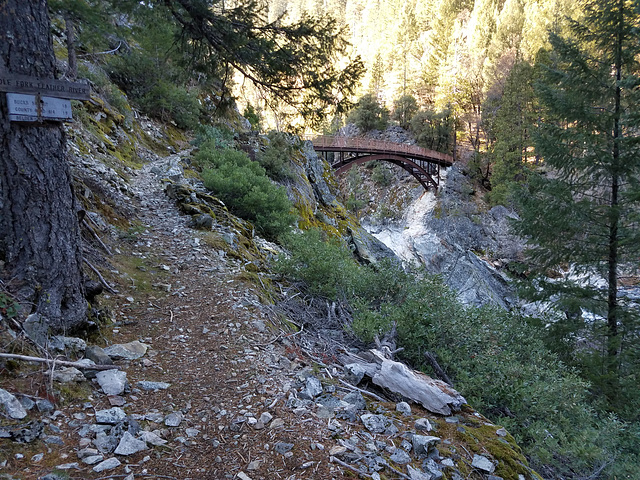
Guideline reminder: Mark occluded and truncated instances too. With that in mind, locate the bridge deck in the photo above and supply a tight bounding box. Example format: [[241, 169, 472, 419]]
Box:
[[310, 135, 454, 167]]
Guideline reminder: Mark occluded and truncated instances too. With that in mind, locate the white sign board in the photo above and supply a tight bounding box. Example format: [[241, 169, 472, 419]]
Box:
[[6, 93, 73, 122]]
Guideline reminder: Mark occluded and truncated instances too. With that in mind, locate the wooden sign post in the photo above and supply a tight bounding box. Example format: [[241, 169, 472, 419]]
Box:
[[1, 72, 91, 124]]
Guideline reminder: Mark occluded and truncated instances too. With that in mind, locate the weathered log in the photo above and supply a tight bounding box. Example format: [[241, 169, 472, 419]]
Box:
[[340, 349, 466, 415]]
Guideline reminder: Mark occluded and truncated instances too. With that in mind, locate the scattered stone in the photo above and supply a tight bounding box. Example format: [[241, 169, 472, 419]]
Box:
[[412, 435, 440, 456], [23, 313, 48, 347], [96, 369, 128, 396], [0, 388, 28, 419], [165, 411, 183, 427], [44, 435, 64, 445], [19, 396, 35, 411], [185, 428, 199, 437], [496, 427, 508, 437], [115, 431, 147, 455], [36, 399, 54, 412], [300, 376, 323, 399], [108, 395, 126, 407], [445, 416, 459, 424], [360, 414, 394, 434], [237, 472, 252, 480], [329, 446, 347, 457], [247, 460, 262, 470], [396, 401, 411, 416], [389, 449, 411, 464], [95, 407, 127, 425], [56, 462, 80, 470], [343, 392, 367, 411], [139, 431, 167, 446], [415, 418, 433, 432], [83, 455, 105, 465], [51, 367, 85, 383], [407, 465, 431, 480], [488, 476, 504, 480], [104, 341, 148, 360], [344, 363, 366, 385], [85, 345, 114, 365], [31, 453, 44, 462], [259, 412, 273, 425], [50, 336, 86, 352], [471, 454, 495, 473], [137, 381, 171, 391], [274, 442, 294, 454], [93, 457, 121, 472]]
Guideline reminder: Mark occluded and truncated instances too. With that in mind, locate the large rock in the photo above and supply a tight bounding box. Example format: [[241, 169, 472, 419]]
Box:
[[114, 431, 147, 455], [103, 341, 148, 360], [51, 367, 85, 383], [367, 165, 522, 309], [0, 388, 27, 419], [96, 369, 128, 395]]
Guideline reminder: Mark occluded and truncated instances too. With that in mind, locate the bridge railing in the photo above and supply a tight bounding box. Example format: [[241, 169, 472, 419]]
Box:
[[306, 135, 453, 164]]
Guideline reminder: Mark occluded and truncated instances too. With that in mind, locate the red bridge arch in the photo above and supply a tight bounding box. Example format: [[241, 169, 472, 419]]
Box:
[[308, 136, 454, 191]]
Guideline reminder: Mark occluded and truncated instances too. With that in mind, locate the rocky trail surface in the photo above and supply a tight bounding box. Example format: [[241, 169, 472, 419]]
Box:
[[1, 149, 537, 480]]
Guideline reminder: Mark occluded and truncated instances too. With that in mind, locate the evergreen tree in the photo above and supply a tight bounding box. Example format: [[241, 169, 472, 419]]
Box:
[[162, 0, 364, 127], [392, 94, 418, 129], [514, 0, 640, 409], [369, 53, 385, 97], [483, 60, 537, 205], [347, 93, 389, 132], [1, 0, 87, 330]]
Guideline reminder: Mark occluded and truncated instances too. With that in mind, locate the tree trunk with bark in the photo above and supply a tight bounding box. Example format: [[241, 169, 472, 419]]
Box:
[[0, 0, 87, 331]]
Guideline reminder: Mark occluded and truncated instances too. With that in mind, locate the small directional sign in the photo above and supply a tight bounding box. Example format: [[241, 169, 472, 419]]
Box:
[[7, 93, 73, 123], [0, 72, 90, 100]]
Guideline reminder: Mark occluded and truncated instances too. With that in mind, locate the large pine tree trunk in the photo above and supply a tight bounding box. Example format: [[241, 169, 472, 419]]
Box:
[[0, 0, 87, 331]]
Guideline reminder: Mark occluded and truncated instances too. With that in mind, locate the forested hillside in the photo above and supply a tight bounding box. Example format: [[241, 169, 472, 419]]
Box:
[[1, 0, 640, 479]]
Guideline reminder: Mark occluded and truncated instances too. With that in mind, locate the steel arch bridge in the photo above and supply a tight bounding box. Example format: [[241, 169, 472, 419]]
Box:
[[309, 136, 454, 191]]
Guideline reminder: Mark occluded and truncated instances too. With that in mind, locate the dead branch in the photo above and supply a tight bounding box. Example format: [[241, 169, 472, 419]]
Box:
[[330, 456, 373, 479], [82, 218, 113, 255], [424, 351, 453, 387], [338, 378, 385, 402], [0, 353, 119, 370], [83, 258, 116, 293]]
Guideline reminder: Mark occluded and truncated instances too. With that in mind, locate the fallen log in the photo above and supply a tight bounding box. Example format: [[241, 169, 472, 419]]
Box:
[[340, 349, 466, 415]]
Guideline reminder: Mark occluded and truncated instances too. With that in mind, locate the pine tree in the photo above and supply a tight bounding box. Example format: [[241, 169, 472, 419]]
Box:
[[514, 0, 640, 409], [484, 60, 537, 205], [162, 0, 364, 127], [0, 0, 87, 330]]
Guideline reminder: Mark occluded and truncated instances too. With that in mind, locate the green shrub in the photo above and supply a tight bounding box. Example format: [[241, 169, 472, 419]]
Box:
[[243, 104, 261, 131], [276, 229, 367, 299], [192, 124, 235, 149], [274, 231, 640, 478], [257, 131, 296, 181], [199, 147, 295, 239], [138, 81, 200, 130]]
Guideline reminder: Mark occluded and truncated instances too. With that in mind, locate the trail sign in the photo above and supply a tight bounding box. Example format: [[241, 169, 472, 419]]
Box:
[[7, 93, 73, 123], [0, 72, 90, 100]]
